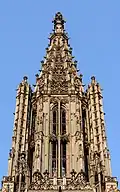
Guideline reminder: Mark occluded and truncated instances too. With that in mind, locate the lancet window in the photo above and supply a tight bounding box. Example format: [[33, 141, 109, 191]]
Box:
[[60, 108, 66, 176], [52, 107, 58, 174], [51, 103, 67, 177]]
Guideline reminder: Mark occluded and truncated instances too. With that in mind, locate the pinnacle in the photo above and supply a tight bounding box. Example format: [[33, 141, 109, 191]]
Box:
[[53, 12, 66, 25], [23, 76, 28, 83], [52, 12, 66, 33], [23, 76, 28, 81], [91, 76, 96, 85]]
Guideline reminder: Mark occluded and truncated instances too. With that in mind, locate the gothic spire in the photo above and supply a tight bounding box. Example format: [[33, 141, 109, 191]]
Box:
[[1, 12, 119, 192], [33, 12, 83, 95]]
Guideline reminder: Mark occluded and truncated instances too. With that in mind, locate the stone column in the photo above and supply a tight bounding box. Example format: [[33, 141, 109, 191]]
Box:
[[66, 103, 70, 177], [43, 97, 50, 172], [14, 85, 24, 170], [70, 96, 76, 171], [68, 97, 72, 174], [79, 101, 85, 172]]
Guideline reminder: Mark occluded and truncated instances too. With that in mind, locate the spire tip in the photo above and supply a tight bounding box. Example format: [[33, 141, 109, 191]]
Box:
[[53, 12, 66, 33], [23, 76, 28, 82]]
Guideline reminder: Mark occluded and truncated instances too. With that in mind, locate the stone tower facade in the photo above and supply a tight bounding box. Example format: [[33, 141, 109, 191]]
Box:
[[1, 12, 119, 192]]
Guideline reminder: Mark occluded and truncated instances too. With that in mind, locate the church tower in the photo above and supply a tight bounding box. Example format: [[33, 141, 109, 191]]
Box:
[[1, 12, 119, 192]]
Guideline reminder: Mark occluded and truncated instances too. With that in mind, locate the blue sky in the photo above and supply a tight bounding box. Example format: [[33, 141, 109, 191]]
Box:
[[0, 0, 120, 187]]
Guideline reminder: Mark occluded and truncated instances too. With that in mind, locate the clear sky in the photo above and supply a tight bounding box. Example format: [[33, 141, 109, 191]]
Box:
[[0, 0, 120, 188]]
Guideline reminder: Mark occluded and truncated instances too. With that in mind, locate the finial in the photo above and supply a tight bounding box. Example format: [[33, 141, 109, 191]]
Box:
[[20, 151, 26, 160], [43, 170, 49, 180], [69, 47, 72, 54], [91, 76, 96, 84], [53, 12, 66, 34], [80, 74, 83, 82], [91, 76, 95, 80], [23, 76, 28, 82], [74, 60, 77, 68], [70, 169, 77, 179]]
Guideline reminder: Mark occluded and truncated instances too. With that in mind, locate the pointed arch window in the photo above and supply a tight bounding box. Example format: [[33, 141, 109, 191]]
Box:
[[60, 108, 66, 176], [61, 109, 66, 135], [53, 110, 57, 134], [52, 107, 58, 174], [51, 104, 67, 177]]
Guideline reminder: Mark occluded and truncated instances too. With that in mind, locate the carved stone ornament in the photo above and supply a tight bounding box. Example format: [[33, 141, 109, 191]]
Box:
[[70, 97, 76, 102], [49, 133, 57, 143], [2, 177, 14, 192], [2, 183, 14, 192], [105, 177, 119, 192], [2, 176, 13, 182], [75, 131, 81, 142], [66, 170, 92, 190], [29, 170, 53, 190], [51, 62, 68, 94], [61, 97, 69, 104], [9, 148, 15, 158], [106, 185, 118, 192], [39, 116, 43, 124], [61, 133, 70, 143], [37, 78, 44, 91], [105, 176, 117, 183], [43, 97, 49, 102], [76, 116, 81, 124], [74, 78, 81, 90], [50, 97, 59, 104]]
